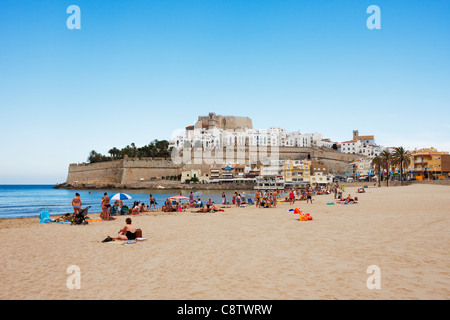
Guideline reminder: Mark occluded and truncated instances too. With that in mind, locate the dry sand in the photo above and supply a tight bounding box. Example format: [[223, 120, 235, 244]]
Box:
[[0, 184, 449, 300]]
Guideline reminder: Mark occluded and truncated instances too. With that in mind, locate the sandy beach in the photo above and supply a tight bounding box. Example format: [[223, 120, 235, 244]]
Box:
[[0, 184, 449, 300]]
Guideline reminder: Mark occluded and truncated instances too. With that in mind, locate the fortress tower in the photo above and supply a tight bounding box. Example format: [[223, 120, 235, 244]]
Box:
[[196, 113, 253, 131]]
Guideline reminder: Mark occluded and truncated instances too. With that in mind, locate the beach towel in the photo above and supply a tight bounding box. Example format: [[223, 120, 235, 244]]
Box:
[[39, 210, 52, 224]]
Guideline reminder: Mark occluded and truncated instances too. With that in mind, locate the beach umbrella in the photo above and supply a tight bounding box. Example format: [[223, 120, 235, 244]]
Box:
[[111, 193, 132, 201], [169, 196, 189, 201]]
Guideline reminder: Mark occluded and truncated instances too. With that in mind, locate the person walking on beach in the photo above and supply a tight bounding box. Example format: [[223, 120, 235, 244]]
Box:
[[236, 194, 241, 207], [149, 194, 156, 209], [72, 193, 82, 215], [222, 192, 226, 204], [289, 189, 295, 205]]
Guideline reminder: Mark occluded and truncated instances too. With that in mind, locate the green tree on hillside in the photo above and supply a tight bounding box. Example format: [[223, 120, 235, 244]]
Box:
[[87, 140, 172, 163]]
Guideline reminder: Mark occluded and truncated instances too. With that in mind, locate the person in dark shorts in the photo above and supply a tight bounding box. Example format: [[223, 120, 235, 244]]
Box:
[[107, 218, 136, 241], [306, 191, 313, 204], [149, 194, 156, 209]]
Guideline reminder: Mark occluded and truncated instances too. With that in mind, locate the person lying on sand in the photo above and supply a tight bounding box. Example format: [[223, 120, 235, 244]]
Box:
[[338, 194, 358, 203], [55, 213, 74, 222], [192, 202, 220, 213]]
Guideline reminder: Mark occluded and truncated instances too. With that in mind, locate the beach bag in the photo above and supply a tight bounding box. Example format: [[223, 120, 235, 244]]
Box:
[[135, 229, 142, 238], [39, 210, 52, 224]]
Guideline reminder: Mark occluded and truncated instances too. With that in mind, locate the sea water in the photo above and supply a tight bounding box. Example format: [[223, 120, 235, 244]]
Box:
[[0, 185, 255, 219]]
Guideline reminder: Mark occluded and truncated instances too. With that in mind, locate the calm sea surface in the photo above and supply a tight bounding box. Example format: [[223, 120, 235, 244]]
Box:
[[0, 185, 257, 219]]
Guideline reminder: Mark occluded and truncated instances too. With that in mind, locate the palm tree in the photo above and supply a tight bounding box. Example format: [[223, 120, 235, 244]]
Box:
[[371, 155, 382, 187], [108, 147, 120, 159], [380, 149, 392, 187], [392, 147, 411, 185]]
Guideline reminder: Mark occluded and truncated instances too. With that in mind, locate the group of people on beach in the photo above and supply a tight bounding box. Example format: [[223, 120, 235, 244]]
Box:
[[71, 183, 359, 221], [69, 184, 363, 243]]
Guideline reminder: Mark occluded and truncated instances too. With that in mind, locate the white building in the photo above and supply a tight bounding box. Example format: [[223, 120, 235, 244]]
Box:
[[310, 172, 334, 186], [341, 140, 362, 154], [170, 117, 339, 152]]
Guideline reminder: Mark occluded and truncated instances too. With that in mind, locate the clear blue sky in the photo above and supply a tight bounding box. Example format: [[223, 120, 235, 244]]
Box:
[[0, 0, 449, 184]]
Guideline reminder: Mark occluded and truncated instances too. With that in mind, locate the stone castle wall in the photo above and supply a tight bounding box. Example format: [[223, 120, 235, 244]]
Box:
[[64, 147, 362, 187]]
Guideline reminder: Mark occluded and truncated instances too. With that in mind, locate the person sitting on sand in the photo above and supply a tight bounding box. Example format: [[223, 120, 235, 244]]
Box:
[[344, 194, 357, 203], [106, 218, 136, 241], [162, 199, 174, 212], [131, 205, 140, 215], [193, 202, 219, 213]]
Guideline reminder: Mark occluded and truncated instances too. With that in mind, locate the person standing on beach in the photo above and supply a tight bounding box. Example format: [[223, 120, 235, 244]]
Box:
[[72, 193, 82, 215], [222, 192, 226, 204], [101, 193, 110, 220], [255, 189, 261, 207], [289, 189, 294, 205], [306, 190, 313, 204], [149, 194, 156, 209], [272, 190, 278, 207]]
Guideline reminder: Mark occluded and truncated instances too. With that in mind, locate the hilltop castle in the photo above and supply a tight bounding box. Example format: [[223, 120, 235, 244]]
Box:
[[189, 112, 253, 131]]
